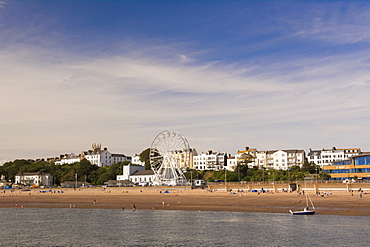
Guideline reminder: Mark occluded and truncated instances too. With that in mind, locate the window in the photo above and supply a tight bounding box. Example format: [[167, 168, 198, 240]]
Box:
[[355, 156, 370, 166]]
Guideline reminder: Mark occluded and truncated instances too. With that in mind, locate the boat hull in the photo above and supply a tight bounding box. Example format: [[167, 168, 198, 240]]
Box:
[[289, 210, 315, 215]]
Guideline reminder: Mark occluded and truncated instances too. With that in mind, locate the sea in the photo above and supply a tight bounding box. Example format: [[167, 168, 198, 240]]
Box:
[[0, 208, 369, 246]]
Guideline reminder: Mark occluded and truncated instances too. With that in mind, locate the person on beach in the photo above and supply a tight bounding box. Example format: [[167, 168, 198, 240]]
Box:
[[132, 204, 136, 211]]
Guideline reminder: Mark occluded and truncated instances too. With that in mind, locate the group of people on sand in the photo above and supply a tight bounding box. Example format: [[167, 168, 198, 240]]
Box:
[[315, 191, 332, 197], [348, 188, 364, 198]]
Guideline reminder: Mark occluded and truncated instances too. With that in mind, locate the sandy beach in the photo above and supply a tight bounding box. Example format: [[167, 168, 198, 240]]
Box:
[[1, 187, 369, 217]]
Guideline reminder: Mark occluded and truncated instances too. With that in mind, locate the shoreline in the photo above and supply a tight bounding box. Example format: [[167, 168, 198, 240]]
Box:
[[1, 187, 370, 217]]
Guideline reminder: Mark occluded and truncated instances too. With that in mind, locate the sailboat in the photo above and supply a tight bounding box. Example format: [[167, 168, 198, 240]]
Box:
[[289, 192, 315, 215]]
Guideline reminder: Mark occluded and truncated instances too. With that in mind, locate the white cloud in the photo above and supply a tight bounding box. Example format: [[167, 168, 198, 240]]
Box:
[[2, 25, 370, 160]]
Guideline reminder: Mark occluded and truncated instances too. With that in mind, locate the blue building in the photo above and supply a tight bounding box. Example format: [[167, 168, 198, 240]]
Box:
[[323, 154, 370, 181]]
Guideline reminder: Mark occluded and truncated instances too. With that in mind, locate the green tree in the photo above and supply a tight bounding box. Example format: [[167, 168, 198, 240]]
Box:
[[2, 160, 32, 182], [139, 148, 151, 170], [234, 153, 253, 181], [319, 171, 331, 180], [301, 161, 317, 174], [61, 169, 77, 183], [75, 159, 98, 180]]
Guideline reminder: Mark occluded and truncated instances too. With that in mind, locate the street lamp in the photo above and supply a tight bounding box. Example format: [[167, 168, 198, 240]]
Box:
[[224, 168, 227, 192]]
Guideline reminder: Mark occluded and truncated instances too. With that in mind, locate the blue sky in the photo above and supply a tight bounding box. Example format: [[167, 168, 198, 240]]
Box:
[[1, 0, 370, 163]]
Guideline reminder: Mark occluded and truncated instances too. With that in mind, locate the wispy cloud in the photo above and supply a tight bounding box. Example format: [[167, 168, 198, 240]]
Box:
[[289, 3, 370, 44], [0, 1, 7, 8], [1, 38, 370, 159]]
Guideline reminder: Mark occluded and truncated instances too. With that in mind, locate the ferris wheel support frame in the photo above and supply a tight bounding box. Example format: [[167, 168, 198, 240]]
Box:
[[150, 130, 190, 186]]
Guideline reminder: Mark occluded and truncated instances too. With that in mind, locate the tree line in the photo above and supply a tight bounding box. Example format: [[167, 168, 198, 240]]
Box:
[[0, 159, 130, 186]]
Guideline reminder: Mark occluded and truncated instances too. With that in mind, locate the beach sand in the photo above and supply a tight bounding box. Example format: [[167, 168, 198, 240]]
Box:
[[1, 187, 369, 216]]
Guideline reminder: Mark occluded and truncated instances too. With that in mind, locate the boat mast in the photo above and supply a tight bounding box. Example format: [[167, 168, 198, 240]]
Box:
[[307, 193, 315, 210]]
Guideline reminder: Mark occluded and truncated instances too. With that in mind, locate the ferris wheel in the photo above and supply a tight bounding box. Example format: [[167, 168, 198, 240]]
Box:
[[150, 130, 190, 186]]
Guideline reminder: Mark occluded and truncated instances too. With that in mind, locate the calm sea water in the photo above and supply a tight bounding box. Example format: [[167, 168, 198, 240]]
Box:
[[0, 208, 369, 246]]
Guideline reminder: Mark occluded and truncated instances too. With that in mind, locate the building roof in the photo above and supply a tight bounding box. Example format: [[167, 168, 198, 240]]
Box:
[[283, 149, 304, 154], [131, 170, 154, 176], [307, 150, 321, 156], [266, 149, 304, 154], [16, 172, 51, 176], [105, 179, 133, 184], [112, 154, 127, 158], [238, 148, 257, 154]]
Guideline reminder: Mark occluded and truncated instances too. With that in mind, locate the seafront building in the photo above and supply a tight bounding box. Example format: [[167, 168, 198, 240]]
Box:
[[236, 147, 305, 170], [225, 156, 237, 171], [193, 150, 224, 171], [116, 164, 155, 186], [15, 172, 53, 187], [192, 147, 305, 171], [307, 147, 361, 167], [322, 153, 370, 181]]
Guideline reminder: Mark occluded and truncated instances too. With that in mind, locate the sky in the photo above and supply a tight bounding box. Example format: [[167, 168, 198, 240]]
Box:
[[1, 0, 370, 164]]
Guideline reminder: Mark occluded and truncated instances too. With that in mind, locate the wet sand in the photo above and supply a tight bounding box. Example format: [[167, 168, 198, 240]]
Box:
[[1, 188, 369, 216]]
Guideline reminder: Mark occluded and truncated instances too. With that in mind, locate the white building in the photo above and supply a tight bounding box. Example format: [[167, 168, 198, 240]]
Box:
[[225, 156, 237, 171], [193, 150, 226, 171], [15, 172, 53, 187], [55, 153, 81, 165], [255, 151, 268, 168], [129, 170, 155, 186], [131, 154, 145, 166], [117, 164, 154, 185], [83, 144, 131, 167], [266, 150, 305, 170], [56, 144, 131, 167], [235, 147, 305, 170], [307, 147, 361, 167]]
